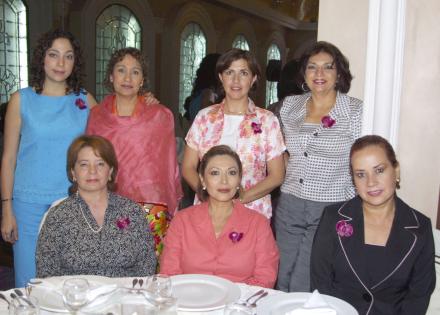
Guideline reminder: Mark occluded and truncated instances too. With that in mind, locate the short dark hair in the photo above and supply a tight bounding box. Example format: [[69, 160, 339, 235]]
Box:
[[103, 47, 149, 95], [299, 41, 353, 93], [216, 48, 261, 98], [197, 145, 243, 202], [350, 135, 400, 188], [30, 29, 84, 95], [67, 135, 119, 194]]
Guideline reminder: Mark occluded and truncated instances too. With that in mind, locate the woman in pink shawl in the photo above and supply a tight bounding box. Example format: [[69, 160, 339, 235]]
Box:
[[86, 48, 182, 258]]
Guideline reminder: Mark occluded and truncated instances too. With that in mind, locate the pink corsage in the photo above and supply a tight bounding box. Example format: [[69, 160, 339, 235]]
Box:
[[336, 220, 353, 237], [321, 115, 335, 128], [75, 98, 87, 110], [229, 231, 244, 243], [116, 217, 130, 230], [251, 122, 262, 134]]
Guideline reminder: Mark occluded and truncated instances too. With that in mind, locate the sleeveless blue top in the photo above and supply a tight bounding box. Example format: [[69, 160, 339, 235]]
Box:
[[13, 87, 89, 204]]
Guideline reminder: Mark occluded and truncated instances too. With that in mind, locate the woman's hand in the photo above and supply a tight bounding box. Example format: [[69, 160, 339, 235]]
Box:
[[1, 208, 18, 244], [144, 92, 159, 105]]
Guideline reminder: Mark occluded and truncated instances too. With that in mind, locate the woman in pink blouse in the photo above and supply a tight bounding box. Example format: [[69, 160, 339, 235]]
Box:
[[161, 145, 279, 288], [182, 49, 286, 219]]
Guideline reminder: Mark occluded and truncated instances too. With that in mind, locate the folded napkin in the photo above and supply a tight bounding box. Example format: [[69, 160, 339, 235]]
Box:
[[285, 290, 337, 315]]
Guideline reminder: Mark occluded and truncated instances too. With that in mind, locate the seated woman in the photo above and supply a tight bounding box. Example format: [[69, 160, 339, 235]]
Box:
[[36, 135, 157, 277], [160, 145, 279, 288], [311, 135, 435, 315]]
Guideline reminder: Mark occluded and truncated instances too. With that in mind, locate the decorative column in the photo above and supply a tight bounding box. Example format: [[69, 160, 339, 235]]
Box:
[[362, 0, 407, 147]]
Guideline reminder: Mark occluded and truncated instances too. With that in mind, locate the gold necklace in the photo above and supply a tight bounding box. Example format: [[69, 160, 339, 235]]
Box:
[[224, 103, 246, 115], [78, 202, 103, 233]]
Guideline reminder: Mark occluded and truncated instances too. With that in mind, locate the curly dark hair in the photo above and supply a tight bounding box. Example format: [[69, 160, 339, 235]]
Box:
[[215, 48, 261, 99], [197, 145, 243, 202], [103, 47, 149, 95], [299, 41, 353, 93], [30, 29, 84, 95]]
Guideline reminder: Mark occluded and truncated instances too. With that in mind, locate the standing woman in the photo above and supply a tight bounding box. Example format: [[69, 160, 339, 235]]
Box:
[[182, 48, 285, 219], [275, 41, 363, 292], [1, 29, 96, 287], [86, 48, 182, 257]]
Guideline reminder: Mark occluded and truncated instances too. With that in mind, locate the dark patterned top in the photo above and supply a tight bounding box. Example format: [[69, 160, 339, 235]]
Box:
[[36, 192, 157, 278], [280, 92, 363, 202]]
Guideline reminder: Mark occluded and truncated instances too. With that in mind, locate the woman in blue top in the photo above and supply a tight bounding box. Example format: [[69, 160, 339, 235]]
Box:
[[1, 29, 97, 287]]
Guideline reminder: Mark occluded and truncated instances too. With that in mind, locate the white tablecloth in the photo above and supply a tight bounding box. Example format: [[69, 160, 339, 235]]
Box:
[[0, 276, 284, 315]]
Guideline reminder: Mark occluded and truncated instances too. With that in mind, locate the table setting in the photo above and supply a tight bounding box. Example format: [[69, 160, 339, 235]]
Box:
[[0, 274, 357, 315]]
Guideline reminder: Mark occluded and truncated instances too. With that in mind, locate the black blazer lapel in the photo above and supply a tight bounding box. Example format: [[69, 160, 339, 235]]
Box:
[[370, 197, 420, 290]]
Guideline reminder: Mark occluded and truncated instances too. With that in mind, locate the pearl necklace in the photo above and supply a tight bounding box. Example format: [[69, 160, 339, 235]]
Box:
[[78, 201, 103, 234]]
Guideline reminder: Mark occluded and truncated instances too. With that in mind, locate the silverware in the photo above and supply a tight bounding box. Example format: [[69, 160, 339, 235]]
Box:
[[0, 293, 9, 306], [248, 291, 268, 307], [132, 278, 138, 288], [138, 279, 144, 288], [14, 289, 36, 307], [241, 289, 264, 305]]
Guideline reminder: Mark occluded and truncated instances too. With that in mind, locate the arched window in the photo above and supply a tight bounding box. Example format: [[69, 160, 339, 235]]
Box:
[[232, 34, 249, 51], [96, 5, 141, 101], [0, 0, 27, 103], [179, 22, 206, 114], [266, 43, 281, 106]]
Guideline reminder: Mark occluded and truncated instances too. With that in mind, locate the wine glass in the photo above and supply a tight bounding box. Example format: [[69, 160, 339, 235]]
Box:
[[146, 275, 173, 308], [223, 303, 253, 315], [62, 278, 90, 313]]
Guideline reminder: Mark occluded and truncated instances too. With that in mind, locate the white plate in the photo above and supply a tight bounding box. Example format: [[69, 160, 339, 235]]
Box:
[[30, 275, 113, 313], [171, 274, 241, 311], [257, 292, 358, 315]]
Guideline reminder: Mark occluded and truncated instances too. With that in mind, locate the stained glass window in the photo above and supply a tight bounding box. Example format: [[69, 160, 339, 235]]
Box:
[[179, 22, 206, 114], [0, 0, 27, 103], [96, 5, 141, 101], [232, 34, 249, 51], [266, 43, 281, 106]]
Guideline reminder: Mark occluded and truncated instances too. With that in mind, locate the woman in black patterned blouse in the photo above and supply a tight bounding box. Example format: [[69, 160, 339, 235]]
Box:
[[36, 135, 156, 277]]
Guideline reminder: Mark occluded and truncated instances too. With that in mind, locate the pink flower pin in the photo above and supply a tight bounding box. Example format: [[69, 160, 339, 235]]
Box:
[[116, 217, 130, 230], [229, 231, 244, 243], [75, 98, 87, 110], [251, 122, 262, 134], [336, 220, 353, 237], [321, 115, 335, 128]]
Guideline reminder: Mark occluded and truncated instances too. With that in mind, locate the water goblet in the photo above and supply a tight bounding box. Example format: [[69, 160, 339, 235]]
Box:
[[8, 296, 39, 315], [224, 302, 254, 315], [62, 278, 90, 313], [146, 275, 173, 308]]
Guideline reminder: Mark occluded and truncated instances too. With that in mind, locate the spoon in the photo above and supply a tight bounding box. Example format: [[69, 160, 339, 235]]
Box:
[[242, 289, 264, 305], [0, 293, 9, 306], [138, 279, 144, 288], [14, 289, 35, 307], [132, 278, 138, 288], [248, 291, 268, 307]]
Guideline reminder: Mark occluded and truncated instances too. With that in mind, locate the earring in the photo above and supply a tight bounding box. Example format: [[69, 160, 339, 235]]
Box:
[[236, 186, 240, 190], [396, 178, 401, 189], [202, 186, 206, 190], [301, 82, 309, 92]]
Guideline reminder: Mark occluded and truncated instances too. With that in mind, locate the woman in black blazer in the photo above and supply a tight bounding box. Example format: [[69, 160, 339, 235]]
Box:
[[311, 135, 435, 315]]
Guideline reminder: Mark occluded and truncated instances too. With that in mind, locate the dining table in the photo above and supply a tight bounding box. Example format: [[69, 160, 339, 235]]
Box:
[[0, 274, 358, 315], [0, 274, 281, 315]]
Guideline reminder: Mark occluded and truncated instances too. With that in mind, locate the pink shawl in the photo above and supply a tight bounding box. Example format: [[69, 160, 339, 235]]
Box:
[[86, 95, 182, 214]]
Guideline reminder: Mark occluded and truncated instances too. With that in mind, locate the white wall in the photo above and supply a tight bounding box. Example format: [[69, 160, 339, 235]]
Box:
[[318, 0, 440, 254]]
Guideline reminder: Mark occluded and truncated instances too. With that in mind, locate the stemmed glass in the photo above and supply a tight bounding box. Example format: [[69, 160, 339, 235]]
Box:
[[8, 296, 39, 315], [61, 278, 90, 314], [146, 275, 173, 309], [223, 303, 254, 315]]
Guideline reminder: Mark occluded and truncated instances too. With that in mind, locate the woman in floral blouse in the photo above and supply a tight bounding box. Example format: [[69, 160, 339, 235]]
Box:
[[182, 48, 286, 219]]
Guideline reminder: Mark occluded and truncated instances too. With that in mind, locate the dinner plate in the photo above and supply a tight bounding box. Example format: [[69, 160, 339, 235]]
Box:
[[171, 274, 241, 311], [257, 292, 358, 315], [29, 275, 113, 313]]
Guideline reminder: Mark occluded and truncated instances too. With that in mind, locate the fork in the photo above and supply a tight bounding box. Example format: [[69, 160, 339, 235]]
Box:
[[248, 291, 268, 307], [241, 289, 264, 305]]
